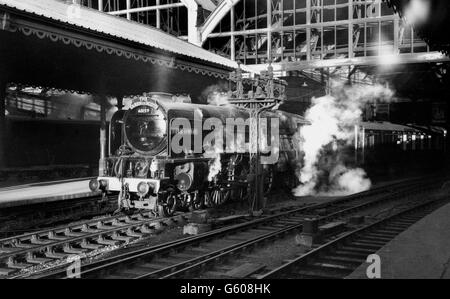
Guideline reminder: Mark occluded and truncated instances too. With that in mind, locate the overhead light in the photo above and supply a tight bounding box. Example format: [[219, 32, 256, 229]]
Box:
[[302, 82, 308, 87]]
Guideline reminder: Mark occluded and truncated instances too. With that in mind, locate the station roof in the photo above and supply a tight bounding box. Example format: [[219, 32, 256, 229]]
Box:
[[0, 0, 240, 71], [0, 0, 248, 98]]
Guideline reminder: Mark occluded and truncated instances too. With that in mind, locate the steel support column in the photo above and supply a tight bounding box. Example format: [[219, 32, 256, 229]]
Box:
[[126, 0, 131, 20], [267, 0, 272, 61], [156, 0, 161, 29], [348, 0, 354, 58], [230, 6, 235, 61], [306, 0, 311, 60], [99, 96, 107, 175], [0, 78, 6, 169]]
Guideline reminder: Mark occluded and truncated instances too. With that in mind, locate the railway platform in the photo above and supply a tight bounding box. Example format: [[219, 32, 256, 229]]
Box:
[[0, 178, 99, 209], [347, 201, 450, 279]]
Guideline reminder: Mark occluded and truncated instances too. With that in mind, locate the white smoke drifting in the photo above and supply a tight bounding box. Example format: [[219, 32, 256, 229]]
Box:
[[207, 91, 231, 106], [201, 84, 231, 106], [207, 154, 222, 182], [293, 81, 393, 196]]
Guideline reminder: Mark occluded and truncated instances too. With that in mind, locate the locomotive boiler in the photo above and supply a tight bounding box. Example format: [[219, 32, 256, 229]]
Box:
[[89, 92, 307, 216]]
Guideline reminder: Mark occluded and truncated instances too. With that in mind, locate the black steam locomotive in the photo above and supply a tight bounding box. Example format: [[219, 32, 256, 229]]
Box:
[[89, 92, 307, 216]]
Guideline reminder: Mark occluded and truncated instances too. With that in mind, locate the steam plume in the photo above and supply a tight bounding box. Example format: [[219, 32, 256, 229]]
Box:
[[200, 84, 230, 106], [293, 81, 393, 196]]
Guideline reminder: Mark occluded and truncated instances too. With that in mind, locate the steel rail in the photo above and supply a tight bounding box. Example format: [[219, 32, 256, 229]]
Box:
[[32, 176, 443, 279], [153, 182, 443, 279], [259, 197, 448, 279]]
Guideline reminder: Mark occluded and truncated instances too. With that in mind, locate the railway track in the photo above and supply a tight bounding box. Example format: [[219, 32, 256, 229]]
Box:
[[0, 194, 118, 238], [259, 198, 449, 279], [0, 209, 192, 277], [27, 176, 444, 279]]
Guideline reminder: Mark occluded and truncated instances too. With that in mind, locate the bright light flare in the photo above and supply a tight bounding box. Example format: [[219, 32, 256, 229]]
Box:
[[404, 0, 431, 26]]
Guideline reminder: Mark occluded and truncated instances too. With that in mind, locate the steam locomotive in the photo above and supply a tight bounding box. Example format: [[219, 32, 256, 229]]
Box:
[[89, 92, 307, 216]]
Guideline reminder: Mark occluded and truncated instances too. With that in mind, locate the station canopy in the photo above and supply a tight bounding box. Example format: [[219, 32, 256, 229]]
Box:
[[0, 0, 246, 99]]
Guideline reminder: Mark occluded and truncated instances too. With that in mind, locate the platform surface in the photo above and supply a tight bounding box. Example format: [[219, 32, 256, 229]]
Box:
[[0, 178, 99, 209], [348, 201, 450, 279]]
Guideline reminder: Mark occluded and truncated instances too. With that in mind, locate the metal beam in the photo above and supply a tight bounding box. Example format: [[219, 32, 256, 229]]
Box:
[[107, 3, 185, 15], [246, 52, 450, 73], [206, 15, 400, 38], [200, 0, 240, 45]]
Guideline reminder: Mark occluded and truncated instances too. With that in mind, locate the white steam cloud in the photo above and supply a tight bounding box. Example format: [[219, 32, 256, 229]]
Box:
[[207, 154, 222, 182], [207, 91, 231, 106], [293, 81, 394, 196]]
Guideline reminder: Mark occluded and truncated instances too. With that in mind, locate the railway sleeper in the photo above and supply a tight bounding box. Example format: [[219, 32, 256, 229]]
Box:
[[96, 236, 120, 246], [26, 253, 53, 265], [183, 247, 214, 255], [138, 260, 178, 270], [371, 229, 403, 235], [292, 266, 347, 279], [48, 232, 70, 241], [6, 261, 33, 270], [355, 238, 389, 246], [139, 224, 155, 234], [160, 255, 191, 265], [14, 242, 37, 249], [170, 252, 199, 259], [310, 261, 354, 272], [0, 246, 21, 254], [317, 254, 365, 265], [352, 238, 386, 250], [223, 235, 253, 242], [64, 229, 85, 237], [63, 244, 88, 255], [386, 223, 413, 230], [358, 235, 392, 243], [111, 233, 133, 243], [95, 222, 115, 230], [81, 226, 102, 234], [125, 228, 143, 238], [80, 239, 102, 250], [128, 264, 161, 274], [333, 249, 370, 259], [346, 241, 383, 250], [44, 249, 72, 259], [364, 230, 398, 237]]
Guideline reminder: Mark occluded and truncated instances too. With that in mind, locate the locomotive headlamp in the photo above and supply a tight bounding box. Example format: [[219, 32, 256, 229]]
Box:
[[137, 182, 150, 196], [89, 179, 100, 192], [176, 173, 192, 192]]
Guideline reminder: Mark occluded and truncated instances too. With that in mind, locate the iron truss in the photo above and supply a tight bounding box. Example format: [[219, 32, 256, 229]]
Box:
[[78, 0, 449, 75]]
